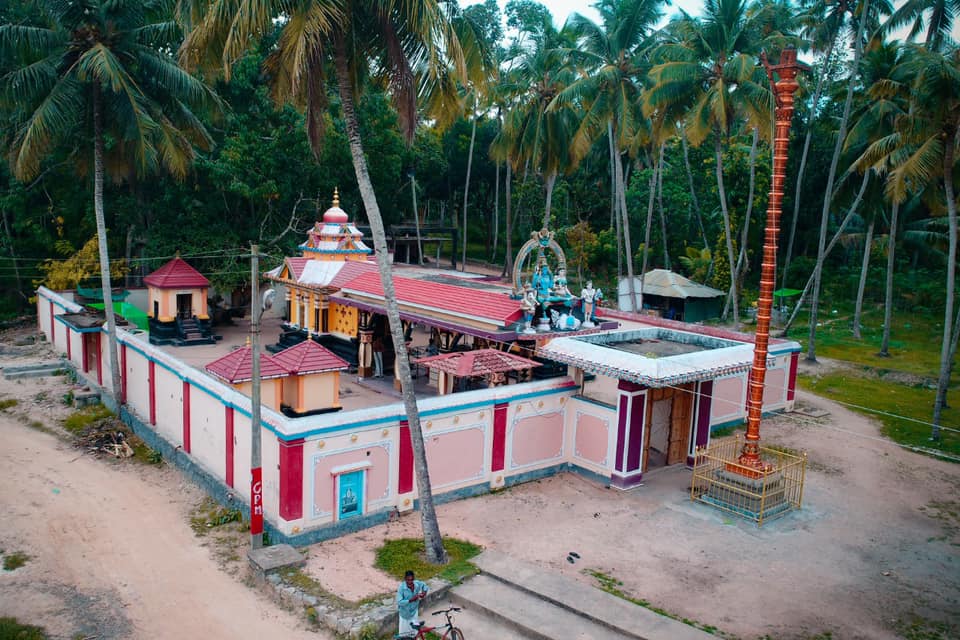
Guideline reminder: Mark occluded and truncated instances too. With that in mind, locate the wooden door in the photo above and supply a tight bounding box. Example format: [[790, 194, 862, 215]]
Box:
[[667, 383, 695, 465]]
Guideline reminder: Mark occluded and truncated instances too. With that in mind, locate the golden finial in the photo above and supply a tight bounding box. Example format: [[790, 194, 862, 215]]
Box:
[[332, 187, 340, 208], [245, 336, 251, 348]]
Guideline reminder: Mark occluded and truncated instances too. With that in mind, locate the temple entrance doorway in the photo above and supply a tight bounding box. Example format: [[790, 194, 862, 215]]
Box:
[[176, 293, 192, 318], [643, 384, 695, 472]]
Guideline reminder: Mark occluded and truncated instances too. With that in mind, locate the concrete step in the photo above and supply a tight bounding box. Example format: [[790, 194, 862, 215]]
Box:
[[451, 574, 633, 640], [423, 601, 532, 640], [3, 361, 67, 380], [472, 550, 715, 640]]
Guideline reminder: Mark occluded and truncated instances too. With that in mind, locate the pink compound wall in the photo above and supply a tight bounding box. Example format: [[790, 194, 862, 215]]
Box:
[[510, 412, 563, 467], [312, 446, 389, 516], [424, 427, 486, 488], [574, 413, 609, 465]]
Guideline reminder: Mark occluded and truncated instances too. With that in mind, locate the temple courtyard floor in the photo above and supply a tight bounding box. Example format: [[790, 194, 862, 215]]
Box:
[[1, 325, 958, 639]]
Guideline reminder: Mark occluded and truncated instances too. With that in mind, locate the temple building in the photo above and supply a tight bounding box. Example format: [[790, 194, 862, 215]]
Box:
[[145, 256, 217, 345]]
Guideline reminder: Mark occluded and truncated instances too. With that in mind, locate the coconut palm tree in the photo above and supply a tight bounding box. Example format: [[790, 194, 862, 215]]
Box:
[[857, 44, 960, 440], [553, 0, 664, 313], [494, 22, 578, 234], [181, 0, 468, 563], [845, 40, 907, 346], [805, 0, 892, 362], [2, 0, 217, 406], [885, 0, 960, 51], [645, 0, 776, 325]]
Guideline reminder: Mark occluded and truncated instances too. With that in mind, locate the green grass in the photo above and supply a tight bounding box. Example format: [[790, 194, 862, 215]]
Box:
[[586, 570, 725, 637], [0, 617, 47, 640], [62, 404, 114, 434], [189, 497, 243, 536], [374, 537, 481, 584], [787, 305, 946, 377], [0, 398, 18, 410], [894, 615, 959, 640], [798, 372, 960, 457], [2, 551, 29, 571]]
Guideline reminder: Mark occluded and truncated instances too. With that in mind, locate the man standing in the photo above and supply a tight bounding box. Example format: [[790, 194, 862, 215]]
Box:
[[372, 336, 384, 378], [397, 570, 429, 637]]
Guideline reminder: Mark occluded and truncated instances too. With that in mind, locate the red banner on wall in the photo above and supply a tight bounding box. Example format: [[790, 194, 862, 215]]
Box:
[[251, 467, 263, 536]]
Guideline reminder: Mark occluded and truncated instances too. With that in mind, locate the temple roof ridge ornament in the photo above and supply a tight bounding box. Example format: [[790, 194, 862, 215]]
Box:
[[299, 188, 370, 259]]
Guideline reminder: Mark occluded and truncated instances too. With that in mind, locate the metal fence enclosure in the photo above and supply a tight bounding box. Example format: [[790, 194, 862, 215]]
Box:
[[691, 435, 807, 526]]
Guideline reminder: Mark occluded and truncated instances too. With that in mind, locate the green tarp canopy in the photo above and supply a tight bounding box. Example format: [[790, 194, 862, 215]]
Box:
[[89, 302, 149, 331], [773, 288, 802, 299], [77, 285, 129, 302]]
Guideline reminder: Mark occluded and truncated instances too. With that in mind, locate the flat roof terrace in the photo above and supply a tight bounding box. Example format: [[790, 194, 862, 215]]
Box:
[[539, 327, 756, 388]]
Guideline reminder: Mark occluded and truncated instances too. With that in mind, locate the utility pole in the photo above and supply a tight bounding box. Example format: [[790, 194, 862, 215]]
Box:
[[250, 244, 263, 549], [410, 171, 423, 265]]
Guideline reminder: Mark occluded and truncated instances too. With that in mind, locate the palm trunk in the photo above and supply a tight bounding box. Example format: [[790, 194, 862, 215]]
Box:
[[640, 155, 658, 312], [656, 144, 670, 271], [780, 170, 871, 335], [879, 201, 900, 356], [807, 0, 870, 362], [609, 121, 618, 229], [334, 41, 446, 563], [852, 217, 874, 339], [1, 207, 23, 304], [782, 37, 836, 291], [715, 136, 739, 326], [502, 161, 514, 277], [681, 132, 709, 251], [411, 174, 423, 265], [461, 112, 477, 272], [931, 132, 957, 440], [542, 171, 557, 230], [737, 128, 759, 285], [614, 138, 637, 312], [92, 85, 122, 407], [492, 160, 499, 262]]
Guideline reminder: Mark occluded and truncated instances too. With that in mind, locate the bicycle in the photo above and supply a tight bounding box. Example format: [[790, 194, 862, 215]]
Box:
[[395, 606, 465, 640]]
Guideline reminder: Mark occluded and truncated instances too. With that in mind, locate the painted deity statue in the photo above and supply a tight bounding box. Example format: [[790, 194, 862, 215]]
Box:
[[580, 280, 603, 328], [519, 284, 538, 334], [532, 263, 554, 301], [552, 267, 571, 298]]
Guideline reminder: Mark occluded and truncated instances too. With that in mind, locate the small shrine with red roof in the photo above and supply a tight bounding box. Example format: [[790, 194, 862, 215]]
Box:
[[145, 255, 217, 346], [205, 342, 290, 411], [272, 340, 349, 416]]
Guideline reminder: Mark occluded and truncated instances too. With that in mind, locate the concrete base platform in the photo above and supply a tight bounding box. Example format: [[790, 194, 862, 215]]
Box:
[[455, 550, 714, 640], [248, 544, 304, 577]]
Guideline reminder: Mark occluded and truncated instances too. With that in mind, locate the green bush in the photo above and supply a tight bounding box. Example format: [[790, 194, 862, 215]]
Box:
[[0, 617, 48, 639], [375, 537, 481, 585]]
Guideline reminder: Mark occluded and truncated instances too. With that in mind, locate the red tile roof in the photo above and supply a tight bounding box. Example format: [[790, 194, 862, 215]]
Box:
[[144, 257, 210, 289], [340, 272, 523, 326], [328, 260, 379, 289], [286, 257, 309, 281], [205, 346, 290, 383], [273, 340, 349, 375], [414, 348, 541, 377]]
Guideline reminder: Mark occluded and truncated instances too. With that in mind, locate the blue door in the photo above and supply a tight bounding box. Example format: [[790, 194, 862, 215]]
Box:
[[338, 470, 364, 520]]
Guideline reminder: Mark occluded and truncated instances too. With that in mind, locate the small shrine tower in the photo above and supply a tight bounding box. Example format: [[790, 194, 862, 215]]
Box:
[[299, 188, 370, 261]]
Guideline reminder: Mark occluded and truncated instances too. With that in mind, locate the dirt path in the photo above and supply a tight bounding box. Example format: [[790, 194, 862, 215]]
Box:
[[307, 391, 960, 640], [0, 333, 326, 640]]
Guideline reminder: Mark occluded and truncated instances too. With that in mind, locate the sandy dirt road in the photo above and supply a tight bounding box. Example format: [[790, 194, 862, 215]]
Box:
[[0, 395, 326, 639]]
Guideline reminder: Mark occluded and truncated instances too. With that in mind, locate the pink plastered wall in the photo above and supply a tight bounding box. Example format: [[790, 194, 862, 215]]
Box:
[[763, 367, 787, 408], [509, 411, 564, 468], [710, 375, 746, 424], [574, 412, 610, 466], [424, 426, 486, 489], [311, 445, 390, 518]]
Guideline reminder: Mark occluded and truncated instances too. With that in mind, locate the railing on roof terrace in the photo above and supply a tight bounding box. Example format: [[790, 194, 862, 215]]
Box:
[[690, 435, 807, 526]]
